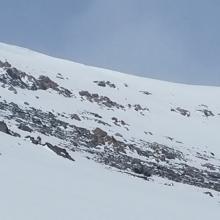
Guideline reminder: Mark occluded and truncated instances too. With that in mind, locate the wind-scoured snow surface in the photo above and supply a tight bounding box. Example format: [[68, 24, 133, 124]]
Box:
[[0, 42, 220, 219]]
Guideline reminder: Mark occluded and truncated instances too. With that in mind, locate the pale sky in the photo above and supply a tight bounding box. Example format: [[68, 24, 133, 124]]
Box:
[[1, 0, 220, 85]]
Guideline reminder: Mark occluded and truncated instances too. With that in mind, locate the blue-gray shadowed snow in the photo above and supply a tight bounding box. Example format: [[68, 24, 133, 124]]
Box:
[[0, 0, 220, 86]]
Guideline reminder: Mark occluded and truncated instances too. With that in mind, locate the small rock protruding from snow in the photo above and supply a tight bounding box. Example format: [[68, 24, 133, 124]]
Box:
[[171, 107, 191, 117]]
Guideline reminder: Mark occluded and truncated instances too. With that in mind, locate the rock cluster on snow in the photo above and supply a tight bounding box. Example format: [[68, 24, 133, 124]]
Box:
[[0, 60, 73, 97], [94, 80, 116, 88], [79, 90, 124, 109]]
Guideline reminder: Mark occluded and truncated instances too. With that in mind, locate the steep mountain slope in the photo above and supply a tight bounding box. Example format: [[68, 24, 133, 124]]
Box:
[[0, 42, 219, 219]]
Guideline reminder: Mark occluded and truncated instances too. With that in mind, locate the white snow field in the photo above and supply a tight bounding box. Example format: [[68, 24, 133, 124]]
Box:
[[0, 42, 219, 219], [0, 132, 219, 220]]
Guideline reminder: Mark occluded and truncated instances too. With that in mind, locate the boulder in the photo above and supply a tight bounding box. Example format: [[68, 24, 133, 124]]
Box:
[[38, 75, 58, 90], [71, 114, 81, 121], [18, 124, 33, 133], [93, 127, 107, 138]]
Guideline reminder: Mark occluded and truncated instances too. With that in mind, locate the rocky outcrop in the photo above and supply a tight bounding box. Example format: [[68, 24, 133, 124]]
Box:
[[0, 61, 72, 97], [0, 60, 11, 68], [0, 121, 10, 134], [140, 91, 152, 95], [44, 142, 74, 161], [79, 90, 124, 109], [25, 136, 42, 145], [131, 161, 153, 177], [171, 107, 191, 117], [197, 109, 215, 117], [70, 113, 81, 121], [18, 124, 33, 132], [1, 99, 220, 192], [128, 104, 149, 115], [112, 117, 129, 129], [94, 80, 116, 88], [37, 75, 58, 90]]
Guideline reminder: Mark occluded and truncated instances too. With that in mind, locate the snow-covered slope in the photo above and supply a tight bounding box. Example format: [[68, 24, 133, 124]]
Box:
[[1, 132, 219, 220], [0, 42, 219, 219]]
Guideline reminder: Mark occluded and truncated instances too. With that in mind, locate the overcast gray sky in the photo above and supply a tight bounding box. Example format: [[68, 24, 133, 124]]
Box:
[[1, 0, 220, 85]]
